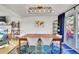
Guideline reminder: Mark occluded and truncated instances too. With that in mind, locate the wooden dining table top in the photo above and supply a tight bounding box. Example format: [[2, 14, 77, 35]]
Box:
[[21, 34, 62, 41]]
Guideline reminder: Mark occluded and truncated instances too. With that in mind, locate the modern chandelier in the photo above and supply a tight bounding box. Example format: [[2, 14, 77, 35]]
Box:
[[28, 6, 53, 14]]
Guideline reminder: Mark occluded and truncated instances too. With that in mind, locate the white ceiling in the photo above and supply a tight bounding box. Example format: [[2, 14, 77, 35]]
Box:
[[2, 4, 76, 17]]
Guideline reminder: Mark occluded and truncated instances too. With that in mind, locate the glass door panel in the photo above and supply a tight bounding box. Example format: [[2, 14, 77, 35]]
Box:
[[77, 14, 79, 48], [66, 15, 75, 47]]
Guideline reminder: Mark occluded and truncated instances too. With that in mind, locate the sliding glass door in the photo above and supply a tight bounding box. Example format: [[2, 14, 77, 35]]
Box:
[[64, 5, 79, 50]]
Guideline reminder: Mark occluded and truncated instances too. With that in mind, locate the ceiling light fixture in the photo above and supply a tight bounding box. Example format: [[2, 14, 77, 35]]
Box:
[[28, 6, 53, 14]]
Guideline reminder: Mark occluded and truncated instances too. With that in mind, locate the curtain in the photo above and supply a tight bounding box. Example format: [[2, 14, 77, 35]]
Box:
[[58, 13, 65, 42]]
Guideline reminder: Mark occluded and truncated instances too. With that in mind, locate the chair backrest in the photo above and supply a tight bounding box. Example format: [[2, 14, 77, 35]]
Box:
[[18, 37, 28, 53]]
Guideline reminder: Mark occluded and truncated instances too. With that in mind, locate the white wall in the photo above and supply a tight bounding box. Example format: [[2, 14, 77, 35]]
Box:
[[20, 15, 56, 35]]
